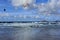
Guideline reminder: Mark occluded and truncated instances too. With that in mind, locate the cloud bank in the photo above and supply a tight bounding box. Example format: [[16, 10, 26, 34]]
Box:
[[11, 0, 60, 13], [37, 0, 60, 14]]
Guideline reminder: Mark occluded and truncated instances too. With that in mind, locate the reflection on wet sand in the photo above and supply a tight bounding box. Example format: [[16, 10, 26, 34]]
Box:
[[0, 23, 60, 40]]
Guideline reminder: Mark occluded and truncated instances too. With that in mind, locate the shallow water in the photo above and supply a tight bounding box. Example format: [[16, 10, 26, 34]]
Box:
[[0, 23, 60, 40]]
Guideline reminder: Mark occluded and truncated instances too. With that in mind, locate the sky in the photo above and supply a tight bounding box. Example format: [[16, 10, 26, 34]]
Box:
[[0, 0, 48, 12], [0, 0, 60, 21]]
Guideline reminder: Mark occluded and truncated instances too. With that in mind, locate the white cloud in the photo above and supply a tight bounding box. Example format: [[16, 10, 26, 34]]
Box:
[[38, 3, 50, 14], [48, 0, 60, 8], [23, 6, 29, 10], [11, 0, 60, 14], [11, 0, 36, 9], [49, 0, 60, 14], [37, 0, 60, 15]]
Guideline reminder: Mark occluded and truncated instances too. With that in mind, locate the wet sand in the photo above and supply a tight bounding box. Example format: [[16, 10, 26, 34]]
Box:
[[0, 23, 60, 40]]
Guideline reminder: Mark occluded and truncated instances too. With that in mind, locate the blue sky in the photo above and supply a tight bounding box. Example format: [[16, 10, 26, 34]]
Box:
[[0, 0, 60, 21], [0, 0, 48, 12]]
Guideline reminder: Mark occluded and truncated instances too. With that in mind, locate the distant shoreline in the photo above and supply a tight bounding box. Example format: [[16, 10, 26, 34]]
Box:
[[0, 21, 60, 23]]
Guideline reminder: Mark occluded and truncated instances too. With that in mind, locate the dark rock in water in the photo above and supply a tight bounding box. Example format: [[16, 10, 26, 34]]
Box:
[[0, 23, 60, 40]]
